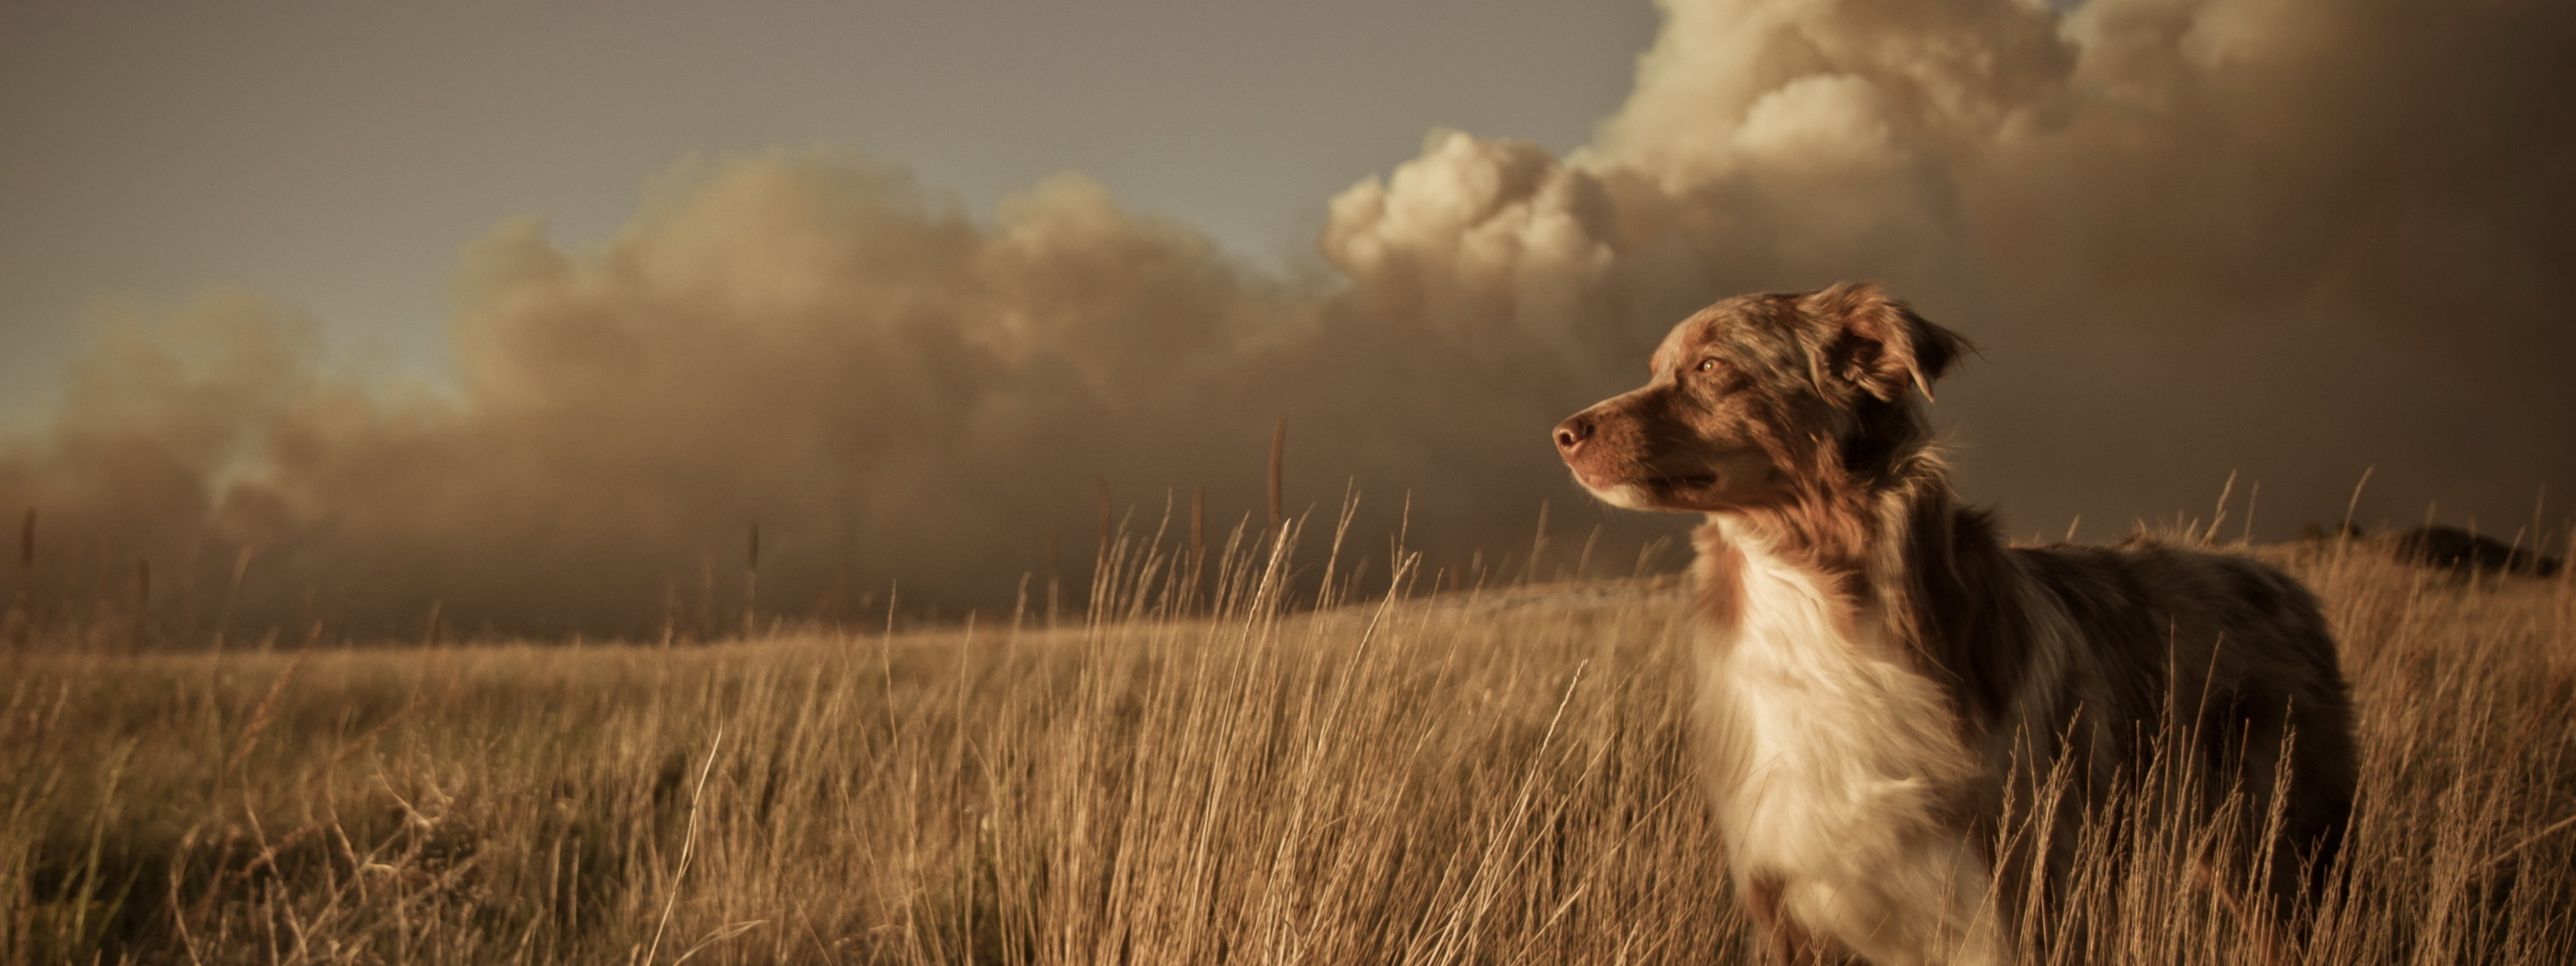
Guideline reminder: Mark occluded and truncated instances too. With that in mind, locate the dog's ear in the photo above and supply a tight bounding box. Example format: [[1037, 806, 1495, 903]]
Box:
[[1802, 282, 1969, 402]]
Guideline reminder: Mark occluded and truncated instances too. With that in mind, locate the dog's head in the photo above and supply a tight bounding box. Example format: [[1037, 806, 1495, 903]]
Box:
[[1552, 282, 1968, 513]]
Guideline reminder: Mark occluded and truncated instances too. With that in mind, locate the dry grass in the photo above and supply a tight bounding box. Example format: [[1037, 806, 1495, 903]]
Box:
[[2, 523, 2572, 965]]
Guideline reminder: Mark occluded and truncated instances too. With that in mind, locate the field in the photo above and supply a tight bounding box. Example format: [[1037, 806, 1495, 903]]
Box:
[[3, 528, 2572, 965]]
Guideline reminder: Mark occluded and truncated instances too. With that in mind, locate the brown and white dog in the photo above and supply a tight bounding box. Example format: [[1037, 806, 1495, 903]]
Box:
[[1553, 284, 2356, 965]]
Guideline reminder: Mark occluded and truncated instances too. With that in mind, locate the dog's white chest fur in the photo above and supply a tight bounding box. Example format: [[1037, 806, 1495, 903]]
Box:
[[1696, 523, 2002, 965]]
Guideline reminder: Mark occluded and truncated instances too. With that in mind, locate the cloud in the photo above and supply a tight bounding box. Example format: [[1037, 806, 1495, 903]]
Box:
[[1328, 0, 2576, 541], [5, 0, 2570, 638]]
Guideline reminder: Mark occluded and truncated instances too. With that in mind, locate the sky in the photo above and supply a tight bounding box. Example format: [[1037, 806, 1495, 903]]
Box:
[[0, 0, 1656, 418], [1, 0, 2570, 637]]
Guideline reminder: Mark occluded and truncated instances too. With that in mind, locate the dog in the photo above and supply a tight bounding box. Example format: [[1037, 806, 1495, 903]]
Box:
[[1552, 284, 2356, 965]]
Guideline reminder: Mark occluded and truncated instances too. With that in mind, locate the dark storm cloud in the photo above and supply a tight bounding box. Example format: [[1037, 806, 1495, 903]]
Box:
[[4, 0, 2570, 637], [1326, 0, 2575, 542]]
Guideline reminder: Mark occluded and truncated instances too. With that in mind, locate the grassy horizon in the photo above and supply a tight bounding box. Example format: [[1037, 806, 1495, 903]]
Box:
[[3, 523, 2572, 965]]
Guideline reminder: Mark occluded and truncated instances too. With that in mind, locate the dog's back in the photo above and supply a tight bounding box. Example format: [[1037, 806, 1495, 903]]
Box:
[[1996, 538, 2358, 919]]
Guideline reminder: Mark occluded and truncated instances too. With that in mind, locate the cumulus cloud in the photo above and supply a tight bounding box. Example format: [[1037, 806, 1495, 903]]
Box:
[[4, 0, 2570, 638], [1324, 0, 2575, 545]]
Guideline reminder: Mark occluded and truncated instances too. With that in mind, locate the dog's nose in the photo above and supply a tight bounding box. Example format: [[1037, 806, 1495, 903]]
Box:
[[1553, 416, 1591, 454]]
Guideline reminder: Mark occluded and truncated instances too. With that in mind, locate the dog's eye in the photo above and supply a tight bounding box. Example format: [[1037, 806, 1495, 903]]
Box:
[[1694, 358, 1721, 374]]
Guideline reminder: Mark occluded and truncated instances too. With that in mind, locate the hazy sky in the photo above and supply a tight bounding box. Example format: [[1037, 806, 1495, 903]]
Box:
[[0, 0, 1655, 417], [2, 0, 2569, 636]]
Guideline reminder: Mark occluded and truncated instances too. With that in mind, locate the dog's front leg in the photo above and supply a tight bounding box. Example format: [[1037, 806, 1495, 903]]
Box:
[[1745, 873, 1860, 965]]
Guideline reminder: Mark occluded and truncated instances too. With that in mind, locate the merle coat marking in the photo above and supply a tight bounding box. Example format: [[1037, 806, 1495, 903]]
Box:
[[1552, 284, 2357, 965]]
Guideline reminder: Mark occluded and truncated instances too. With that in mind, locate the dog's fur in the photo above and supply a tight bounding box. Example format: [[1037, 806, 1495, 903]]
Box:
[[1553, 284, 2357, 965]]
